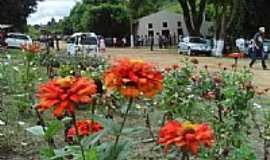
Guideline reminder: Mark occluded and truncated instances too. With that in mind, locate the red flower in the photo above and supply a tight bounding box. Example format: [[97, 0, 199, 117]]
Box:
[[164, 67, 171, 73], [159, 121, 214, 155], [36, 77, 97, 117], [203, 91, 216, 100], [104, 59, 163, 98], [67, 119, 103, 140], [21, 42, 41, 53], [172, 64, 180, 70]]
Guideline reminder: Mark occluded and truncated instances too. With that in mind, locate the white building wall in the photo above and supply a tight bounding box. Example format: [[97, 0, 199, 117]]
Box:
[[136, 11, 187, 45], [136, 10, 212, 45]]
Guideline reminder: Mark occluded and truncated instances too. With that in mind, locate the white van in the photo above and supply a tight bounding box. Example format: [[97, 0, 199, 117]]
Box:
[[67, 32, 99, 55]]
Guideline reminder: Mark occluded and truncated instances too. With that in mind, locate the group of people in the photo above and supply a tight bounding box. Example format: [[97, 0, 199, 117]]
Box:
[[39, 33, 61, 51], [135, 33, 177, 49], [97, 37, 128, 53], [157, 33, 175, 49]]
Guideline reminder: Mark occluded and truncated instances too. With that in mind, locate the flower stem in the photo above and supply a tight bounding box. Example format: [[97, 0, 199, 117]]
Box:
[[146, 112, 155, 141], [35, 108, 55, 148], [72, 114, 85, 160], [25, 59, 31, 101], [112, 98, 133, 158]]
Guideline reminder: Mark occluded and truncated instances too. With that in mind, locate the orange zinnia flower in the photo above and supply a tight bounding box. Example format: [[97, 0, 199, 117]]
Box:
[[104, 59, 163, 98], [159, 121, 214, 155], [21, 42, 41, 53], [67, 119, 103, 141], [36, 77, 97, 117]]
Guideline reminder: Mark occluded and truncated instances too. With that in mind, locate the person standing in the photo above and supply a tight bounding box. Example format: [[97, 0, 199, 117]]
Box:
[[249, 27, 268, 70], [56, 34, 61, 51], [144, 35, 148, 46], [150, 35, 154, 51], [0, 29, 6, 47], [122, 37, 127, 47], [141, 35, 144, 46], [113, 37, 117, 48], [157, 33, 163, 49], [100, 37, 106, 53]]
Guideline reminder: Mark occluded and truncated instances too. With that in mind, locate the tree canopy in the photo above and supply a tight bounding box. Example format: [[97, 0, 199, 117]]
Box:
[[0, 0, 41, 31], [58, 2, 130, 37]]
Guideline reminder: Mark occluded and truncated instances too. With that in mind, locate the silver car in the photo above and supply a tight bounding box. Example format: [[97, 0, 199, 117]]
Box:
[[178, 37, 212, 56], [5, 33, 32, 48]]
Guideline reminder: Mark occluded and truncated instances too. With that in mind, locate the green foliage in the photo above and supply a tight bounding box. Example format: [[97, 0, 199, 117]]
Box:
[[26, 25, 42, 40], [0, 0, 41, 31], [44, 120, 64, 141], [158, 59, 257, 159], [60, 2, 130, 37]]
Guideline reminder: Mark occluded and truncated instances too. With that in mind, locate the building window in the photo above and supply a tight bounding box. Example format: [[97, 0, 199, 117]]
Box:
[[177, 21, 181, 27], [148, 23, 153, 29], [163, 22, 168, 28]]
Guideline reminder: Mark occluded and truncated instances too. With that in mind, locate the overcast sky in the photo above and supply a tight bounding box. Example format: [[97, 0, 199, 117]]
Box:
[[27, 0, 81, 25]]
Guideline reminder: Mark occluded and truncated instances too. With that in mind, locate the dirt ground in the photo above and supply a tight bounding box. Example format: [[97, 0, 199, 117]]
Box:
[[105, 47, 270, 95]]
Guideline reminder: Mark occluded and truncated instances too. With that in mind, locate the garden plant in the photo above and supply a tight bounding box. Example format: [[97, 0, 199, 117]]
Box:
[[0, 49, 269, 160]]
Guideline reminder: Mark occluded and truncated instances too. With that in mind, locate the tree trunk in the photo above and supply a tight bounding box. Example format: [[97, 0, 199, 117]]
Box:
[[178, 0, 207, 36], [214, 0, 239, 57]]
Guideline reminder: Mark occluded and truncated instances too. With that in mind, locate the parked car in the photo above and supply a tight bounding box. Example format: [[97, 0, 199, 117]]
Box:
[[67, 32, 99, 55], [5, 33, 32, 48], [178, 37, 212, 56]]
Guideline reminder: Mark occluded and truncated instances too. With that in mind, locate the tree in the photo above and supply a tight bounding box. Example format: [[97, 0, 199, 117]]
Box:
[[177, 0, 208, 36], [0, 0, 41, 31], [210, 0, 245, 56], [80, 4, 130, 37], [128, 0, 159, 19], [61, 2, 130, 37], [235, 0, 270, 38]]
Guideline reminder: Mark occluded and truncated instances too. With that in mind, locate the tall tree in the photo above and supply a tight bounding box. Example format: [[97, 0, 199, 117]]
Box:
[[62, 2, 130, 37], [210, 0, 245, 56], [0, 0, 41, 31], [177, 0, 208, 36]]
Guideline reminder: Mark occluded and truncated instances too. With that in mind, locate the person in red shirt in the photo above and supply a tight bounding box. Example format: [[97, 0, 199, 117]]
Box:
[[0, 29, 7, 47]]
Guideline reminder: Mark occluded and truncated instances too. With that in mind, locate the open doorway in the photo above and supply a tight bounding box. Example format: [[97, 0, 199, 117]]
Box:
[[148, 30, 154, 37], [162, 30, 170, 37]]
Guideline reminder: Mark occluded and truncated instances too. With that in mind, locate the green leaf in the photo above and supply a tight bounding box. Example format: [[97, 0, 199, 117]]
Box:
[[96, 140, 131, 160], [122, 127, 146, 135], [39, 147, 55, 160], [81, 129, 109, 148], [88, 114, 114, 129], [44, 120, 63, 140], [85, 148, 97, 160], [26, 125, 45, 136], [52, 146, 81, 160]]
